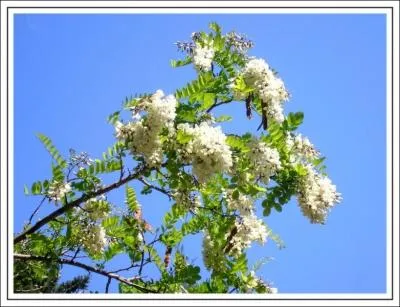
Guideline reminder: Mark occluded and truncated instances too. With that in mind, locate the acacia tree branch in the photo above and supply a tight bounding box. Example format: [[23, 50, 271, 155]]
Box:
[[14, 165, 150, 244], [206, 98, 234, 113], [14, 253, 155, 293]]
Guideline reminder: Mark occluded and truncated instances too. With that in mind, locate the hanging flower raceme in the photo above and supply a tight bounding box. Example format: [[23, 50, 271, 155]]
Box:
[[226, 212, 269, 258], [192, 43, 215, 71], [247, 139, 282, 184], [231, 57, 289, 123], [286, 132, 320, 161], [176, 122, 233, 183], [114, 90, 177, 166], [47, 181, 71, 202], [296, 164, 342, 224], [80, 224, 108, 255]]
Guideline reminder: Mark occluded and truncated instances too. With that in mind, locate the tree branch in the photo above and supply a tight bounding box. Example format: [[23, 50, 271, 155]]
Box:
[[206, 98, 233, 113], [14, 253, 155, 293], [14, 165, 149, 244]]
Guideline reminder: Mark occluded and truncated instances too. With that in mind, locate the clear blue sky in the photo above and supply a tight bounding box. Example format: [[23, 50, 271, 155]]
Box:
[[14, 14, 387, 294]]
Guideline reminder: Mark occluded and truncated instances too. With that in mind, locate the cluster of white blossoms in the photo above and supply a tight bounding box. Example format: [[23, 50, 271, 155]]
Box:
[[244, 271, 278, 294], [115, 90, 177, 166], [224, 191, 269, 258], [192, 43, 215, 71], [286, 133, 320, 161], [47, 181, 71, 202], [297, 164, 342, 224], [247, 139, 282, 184], [80, 224, 107, 255], [226, 189, 253, 215], [176, 122, 233, 183], [233, 58, 289, 123], [228, 212, 269, 258]]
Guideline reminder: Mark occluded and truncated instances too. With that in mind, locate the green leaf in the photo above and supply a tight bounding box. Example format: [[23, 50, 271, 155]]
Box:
[[24, 185, 29, 195], [170, 56, 192, 68], [31, 181, 42, 195], [176, 129, 193, 144], [201, 93, 215, 111], [125, 185, 139, 213], [209, 22, 221, 34], [285, 112, 304, 131], [36, 133, 67, 168], [107, 111, 120, 125], [214, 115, 232, 122]]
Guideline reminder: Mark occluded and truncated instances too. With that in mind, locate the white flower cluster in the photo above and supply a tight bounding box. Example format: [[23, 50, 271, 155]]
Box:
[[227, 212, 269, 258], [286, 133, 320, 160], [239, 58, 289, 123], [177, 122, 233, 183], [47, 181, 71, 202], [115, 90, 177, 166], [297, 164, 342, 224], [226, 190, 253, 215], [247, 139, 282, 184], [244, 271, 277, 293], [192, 43, 215, 71], [80, 224, 107, 255], [225, 190, 269, 257], [202, 231, 225, 271]]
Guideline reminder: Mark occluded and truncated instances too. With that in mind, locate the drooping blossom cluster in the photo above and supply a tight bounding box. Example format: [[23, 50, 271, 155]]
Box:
[[227, 212, 269, 258], [192, 43, 215, 71], [115, 90, 177, 166], [223, 191, 269, 258], [176, 122, 233, 183], [47, 181, 71, 202], [296, 164, 342, 224], [286, 133, 320, 161], [80, 224, 108, 255], [247, 139, 282, 184], [233, 58, 289, 123]]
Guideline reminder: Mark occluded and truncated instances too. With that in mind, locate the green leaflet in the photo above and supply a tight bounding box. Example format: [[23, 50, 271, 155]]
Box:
[[170, 56, 192, 68], [125, 185, 139, 213], [36, 133, 67, 168]]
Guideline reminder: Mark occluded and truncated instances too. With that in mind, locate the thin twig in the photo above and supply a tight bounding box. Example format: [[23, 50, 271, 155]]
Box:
[[105, 277, 112, 293], [137, 177, 172, 199], [28, 197, 47, 225]]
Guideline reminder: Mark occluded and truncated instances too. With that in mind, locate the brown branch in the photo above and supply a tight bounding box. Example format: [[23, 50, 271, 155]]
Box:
[[14, 166, 149, 244], [206, 98, 233, 113], [14, 253, 155, 293]]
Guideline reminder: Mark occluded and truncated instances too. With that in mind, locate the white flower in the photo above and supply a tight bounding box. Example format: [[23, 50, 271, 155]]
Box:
[[114, 90, 177, 166], [192, 43, 214, 71], [235, 57, 289, 123], [227, 212, 269, 257], [177, 122, 233, 183], [226, 190, 254, 215], [287, 133, 320, 160], [81, 225, 107, 255], [297, 164, 342, 224], [247, 139, 282, 184], [47, 181, 71, 202]]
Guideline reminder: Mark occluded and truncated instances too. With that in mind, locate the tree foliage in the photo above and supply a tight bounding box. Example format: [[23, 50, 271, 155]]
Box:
[[14, 23, 341, 294]]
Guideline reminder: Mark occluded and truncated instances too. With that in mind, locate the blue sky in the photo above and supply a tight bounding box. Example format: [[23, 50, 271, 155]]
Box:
[[14, 13, 387, 293]]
